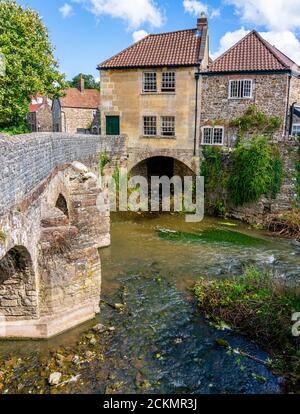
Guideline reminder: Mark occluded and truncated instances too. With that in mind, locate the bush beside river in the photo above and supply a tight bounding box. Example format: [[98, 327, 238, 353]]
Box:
[[194, 267, 300, 393]]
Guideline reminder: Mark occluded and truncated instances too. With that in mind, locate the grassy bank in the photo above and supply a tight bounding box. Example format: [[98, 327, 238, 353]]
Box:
[[194, 267, 300, 392]]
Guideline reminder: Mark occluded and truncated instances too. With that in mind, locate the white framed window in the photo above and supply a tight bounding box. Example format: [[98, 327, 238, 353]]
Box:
[[202, 126, 224, 145], [143, 72, 157, 93], [161, 116, 175, 137], [229, 79, 253, 99], [161, 72, 176, 92], [143, 116, 157, 136], [292, 124, 300, 136]]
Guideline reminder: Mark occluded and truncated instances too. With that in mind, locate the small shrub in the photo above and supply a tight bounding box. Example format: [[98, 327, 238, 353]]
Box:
[[194, 267, 300, 392], [0, 122, 29, 136]]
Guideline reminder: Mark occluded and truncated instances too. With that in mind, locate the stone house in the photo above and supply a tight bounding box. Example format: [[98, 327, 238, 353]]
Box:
[[97, 14, 210, 176], [27, 95, 52, 132], [98, 16, 300, 166], [200, 30, 300, 146], [52, 75, 101, 134]]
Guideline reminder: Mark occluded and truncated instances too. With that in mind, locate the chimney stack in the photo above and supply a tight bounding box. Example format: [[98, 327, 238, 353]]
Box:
[[79, 73, 85, 93], [197, 12, 208, 32]]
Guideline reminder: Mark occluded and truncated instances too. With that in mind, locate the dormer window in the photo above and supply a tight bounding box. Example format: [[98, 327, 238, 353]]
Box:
[[229, 79, 253, 99], [143, 72, 157, 92], [161, 72, 176, 92]]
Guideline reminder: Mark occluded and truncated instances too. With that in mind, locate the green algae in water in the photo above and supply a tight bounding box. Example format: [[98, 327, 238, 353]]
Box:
[[158, 228, 269, 247], [218, 222, 239, 227]]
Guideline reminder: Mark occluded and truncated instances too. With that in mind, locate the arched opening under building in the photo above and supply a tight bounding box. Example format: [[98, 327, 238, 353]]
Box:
[[0, 246, 37, 319], [129, 156, 195, 212], [130, 156, 194, 181]]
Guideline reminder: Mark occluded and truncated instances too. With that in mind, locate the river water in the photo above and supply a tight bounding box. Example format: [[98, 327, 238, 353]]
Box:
[[0, 213, 299, 394]]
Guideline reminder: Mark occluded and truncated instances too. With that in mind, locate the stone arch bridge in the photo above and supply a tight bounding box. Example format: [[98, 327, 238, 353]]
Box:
[[0, 133, 127, 338], [0, 133, 198, 338]]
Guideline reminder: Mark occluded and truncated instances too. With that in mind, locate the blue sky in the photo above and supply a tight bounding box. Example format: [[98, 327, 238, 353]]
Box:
[[17, 0, 300, 80]]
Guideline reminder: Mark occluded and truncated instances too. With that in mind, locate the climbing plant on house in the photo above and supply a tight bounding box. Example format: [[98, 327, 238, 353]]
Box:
[[227, 136, 273, 205], [201, 106, 284, 211], [200, 146, 229, 216], [229, 105, 281, 143]]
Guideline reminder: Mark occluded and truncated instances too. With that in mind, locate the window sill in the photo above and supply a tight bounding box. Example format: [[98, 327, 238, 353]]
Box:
[[200, 143, 224, 146], [141, 92, 176, 96], [140, 135, 176, 140], [228, 97, 253, 100]]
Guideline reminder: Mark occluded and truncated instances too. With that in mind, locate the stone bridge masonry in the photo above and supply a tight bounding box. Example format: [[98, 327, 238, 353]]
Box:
[[0, 133, 127, 339]]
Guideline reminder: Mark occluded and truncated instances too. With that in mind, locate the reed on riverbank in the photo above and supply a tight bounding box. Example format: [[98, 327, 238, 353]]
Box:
[[194, 267, 300, 392]]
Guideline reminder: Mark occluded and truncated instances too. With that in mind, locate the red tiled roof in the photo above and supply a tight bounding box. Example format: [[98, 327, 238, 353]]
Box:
[[29, 103, 43, 113], [60, 88, 100, 109], [98, 29, 202, 69], [209, 30, 299, 73]]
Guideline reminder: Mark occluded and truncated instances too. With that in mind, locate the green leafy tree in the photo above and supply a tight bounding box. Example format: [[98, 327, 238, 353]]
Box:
[[68, 74, 100, 90], [0, 0, 66, 131]]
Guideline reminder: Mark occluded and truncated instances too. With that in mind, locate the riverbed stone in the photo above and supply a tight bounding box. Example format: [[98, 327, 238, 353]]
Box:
[[48, 372, 62, 386]]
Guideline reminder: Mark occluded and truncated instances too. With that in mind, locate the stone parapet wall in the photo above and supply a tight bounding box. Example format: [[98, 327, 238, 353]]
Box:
[[0, 133, 127, 215]]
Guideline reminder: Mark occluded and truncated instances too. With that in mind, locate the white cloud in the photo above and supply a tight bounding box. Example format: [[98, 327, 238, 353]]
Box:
[[132, 30, 148, 42], [183, 0, 208, 16], [59, 3, 73, 19], [210, 27, 249, 60], [260, 30, 300, 65], [210, 8, 220, 19], [74, 0, 163, 29], [183, 0, 220, 19], [226, 0, 300, 31], [211, 27, 300, 65]]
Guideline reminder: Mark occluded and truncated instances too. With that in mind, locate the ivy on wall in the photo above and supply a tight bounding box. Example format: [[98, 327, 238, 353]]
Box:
[[228, 136, 275, 206], [229, 105, 281, 143], [201, 106, 284, 213]]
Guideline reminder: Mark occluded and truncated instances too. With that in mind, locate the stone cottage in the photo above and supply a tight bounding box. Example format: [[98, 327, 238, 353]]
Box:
[[97, 14, 210, 177], [27, 95, 52, 132], [52, 75, 101, 134], [200, 30, 300, 146], [98, 16, 300, 167]]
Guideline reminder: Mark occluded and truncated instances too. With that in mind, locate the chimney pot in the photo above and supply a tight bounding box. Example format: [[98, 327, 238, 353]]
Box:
[[197, 12, 208, 32]]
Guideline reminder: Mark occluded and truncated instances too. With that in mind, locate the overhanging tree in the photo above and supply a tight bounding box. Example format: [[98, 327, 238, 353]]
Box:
[[68, 74, 100, 90], [0, 0, 66, 132]]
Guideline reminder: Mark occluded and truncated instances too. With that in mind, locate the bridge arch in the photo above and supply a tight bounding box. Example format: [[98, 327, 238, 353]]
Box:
[[55, 193, 69, 218], [130, 155, 196, 180], [0, 245, 37, 319]]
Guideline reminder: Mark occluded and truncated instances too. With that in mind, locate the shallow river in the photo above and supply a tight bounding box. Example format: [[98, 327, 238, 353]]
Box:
[[0, 213, 299, 394]]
